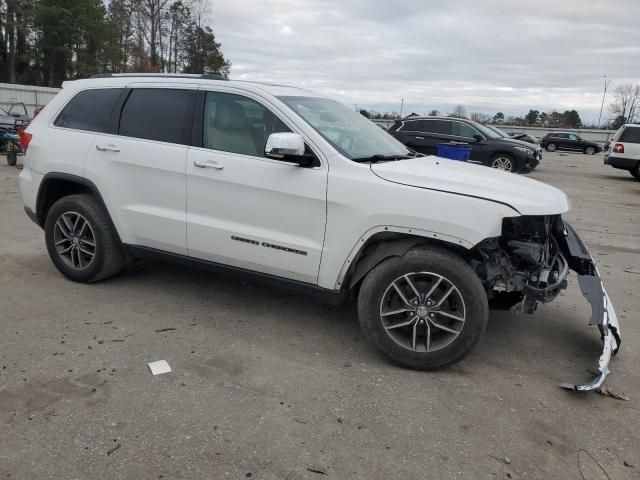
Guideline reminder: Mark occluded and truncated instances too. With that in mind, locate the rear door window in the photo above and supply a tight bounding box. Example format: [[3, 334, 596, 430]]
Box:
[[119, 88, 195, 145], [621, 127, 640, 144], [54, 88, 123, 133]]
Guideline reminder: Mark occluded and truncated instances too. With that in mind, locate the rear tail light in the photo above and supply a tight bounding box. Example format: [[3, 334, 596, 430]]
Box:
[[19, 129, 32, 151], [613, 143, 624, 154]]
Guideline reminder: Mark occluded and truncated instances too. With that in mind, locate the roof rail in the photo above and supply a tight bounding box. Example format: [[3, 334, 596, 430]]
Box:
[[89, 73, 228, 81]]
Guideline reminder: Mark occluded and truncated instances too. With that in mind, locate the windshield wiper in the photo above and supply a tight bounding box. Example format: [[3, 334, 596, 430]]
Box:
[[352, 154, 413, 163]]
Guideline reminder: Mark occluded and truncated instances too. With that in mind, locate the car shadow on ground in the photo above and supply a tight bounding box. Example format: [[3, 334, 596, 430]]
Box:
[[113, 256, 603, 384]]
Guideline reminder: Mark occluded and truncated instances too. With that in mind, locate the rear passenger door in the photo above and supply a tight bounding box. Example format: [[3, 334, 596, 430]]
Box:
[[85, 86, 196, 255], [406, 119, 452, 155], [553, 133, 569, 150]]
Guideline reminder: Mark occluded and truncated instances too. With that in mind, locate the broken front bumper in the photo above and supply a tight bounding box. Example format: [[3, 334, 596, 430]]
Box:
[[559, 223, 622, 391]]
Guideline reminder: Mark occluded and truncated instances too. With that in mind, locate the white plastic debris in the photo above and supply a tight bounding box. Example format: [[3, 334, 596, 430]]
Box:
[[148, 360, 172, 375]]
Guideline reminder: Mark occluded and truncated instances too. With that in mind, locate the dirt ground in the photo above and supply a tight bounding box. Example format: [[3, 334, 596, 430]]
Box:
[[1, 151, 638, 479]]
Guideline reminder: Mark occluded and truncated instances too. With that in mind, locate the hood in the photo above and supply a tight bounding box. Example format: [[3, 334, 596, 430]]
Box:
[[371, 156, 570, 215], [500, 136, 541, 150]]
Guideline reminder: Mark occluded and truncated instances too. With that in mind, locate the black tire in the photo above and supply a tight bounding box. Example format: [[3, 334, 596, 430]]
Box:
[[584, 146, 596, 155], [631, 163, 640, 180], [6, 152, 17, 166], [44, 194, 124, 283], [357, 246, 489, 370], [489, 153, 517, 172], [546, 143, 557, 152]]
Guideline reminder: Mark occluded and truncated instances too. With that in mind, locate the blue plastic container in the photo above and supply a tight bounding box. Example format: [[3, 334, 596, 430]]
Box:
[[436, 143, 471, 161]]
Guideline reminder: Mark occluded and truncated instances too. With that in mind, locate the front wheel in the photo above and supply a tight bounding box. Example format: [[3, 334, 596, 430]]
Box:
[[490, 154, 516, 172], [546, 143, 557, 152], [44, 194, 124, 283], [584, 146, 596, 155], [357, 246, 488, 370]]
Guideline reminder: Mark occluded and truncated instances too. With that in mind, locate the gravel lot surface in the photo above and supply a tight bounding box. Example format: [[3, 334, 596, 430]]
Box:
[[1, 151, 638, 479]]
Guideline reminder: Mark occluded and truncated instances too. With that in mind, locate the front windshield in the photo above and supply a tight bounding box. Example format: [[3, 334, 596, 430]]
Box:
[[278, 96, 410, 160], [475, 123, 504, 140], [486, 125, 509, 138]]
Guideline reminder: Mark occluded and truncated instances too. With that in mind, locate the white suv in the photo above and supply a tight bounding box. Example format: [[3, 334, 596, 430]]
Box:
[[18, 74, 621, 390], [604, 124, 640, 180]]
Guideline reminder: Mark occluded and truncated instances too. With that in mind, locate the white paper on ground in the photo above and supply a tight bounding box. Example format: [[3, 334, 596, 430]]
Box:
[[148, 360, 172, 375]]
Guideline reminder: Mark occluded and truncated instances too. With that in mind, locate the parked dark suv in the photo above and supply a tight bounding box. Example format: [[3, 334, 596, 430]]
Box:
[[540, 132, 602, 154], [388, 117, 542, 173]]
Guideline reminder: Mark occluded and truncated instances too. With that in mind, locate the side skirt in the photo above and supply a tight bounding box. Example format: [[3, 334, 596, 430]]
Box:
[[125, 245, 347, 305]]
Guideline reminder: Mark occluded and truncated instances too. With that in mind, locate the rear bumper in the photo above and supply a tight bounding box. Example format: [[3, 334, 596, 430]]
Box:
[[605, 156, 639, 170], [559, 223, 622, 391]]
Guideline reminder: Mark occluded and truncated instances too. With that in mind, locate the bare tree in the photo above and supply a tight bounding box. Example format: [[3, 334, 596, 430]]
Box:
[[470, 112, 491, 124], [449, 105, 467, 118], [609, 84, 640, 124]]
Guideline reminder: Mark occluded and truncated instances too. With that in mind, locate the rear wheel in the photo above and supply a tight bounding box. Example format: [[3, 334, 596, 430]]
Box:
[[6, 152, 17, 166], [44, 194, 124, 283], [357, 246, 488, 370], [546, 143, 557, 152], [490, 154, 516, 172], [584, 146, 596, 155], [631, 163, 640, 180]]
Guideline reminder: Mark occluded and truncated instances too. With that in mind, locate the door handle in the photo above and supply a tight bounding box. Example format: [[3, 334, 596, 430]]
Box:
[[194, 160, 224, 170], [96, 144, 120, 152]]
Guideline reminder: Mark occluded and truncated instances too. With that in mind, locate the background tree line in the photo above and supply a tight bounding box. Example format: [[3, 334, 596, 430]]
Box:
[[360, 82, 640, 130], [0, 0, 231, 88]]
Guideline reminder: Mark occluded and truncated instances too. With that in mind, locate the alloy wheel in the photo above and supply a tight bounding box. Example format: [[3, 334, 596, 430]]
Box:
[[585, 147, 595, 155], [379, 272, 466, 352], [491, 156, 513, 171], [53, 211, 97, 270], [547, 143, 557, 152]]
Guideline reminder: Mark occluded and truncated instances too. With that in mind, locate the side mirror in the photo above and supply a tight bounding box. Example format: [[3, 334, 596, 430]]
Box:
[[472, 134, 483, 143], [265, 132, 314, 167]]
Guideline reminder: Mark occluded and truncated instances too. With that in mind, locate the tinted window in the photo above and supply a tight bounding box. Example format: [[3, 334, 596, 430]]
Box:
[[421, 120, 452, 135], [119, 89, 193, 145], [552, 133, 568, 139], [402, 120, 425, 132], [203, 91, 291, 157], [54, 89, 122, 133], [452, 121, 478, 138], [621, 127, 640, 143]]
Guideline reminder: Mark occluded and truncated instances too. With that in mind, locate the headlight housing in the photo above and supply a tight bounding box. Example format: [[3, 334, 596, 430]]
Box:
[[514, 146, 534, 154]]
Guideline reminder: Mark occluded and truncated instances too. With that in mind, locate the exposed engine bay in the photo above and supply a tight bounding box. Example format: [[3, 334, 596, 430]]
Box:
[[472, 215, 622, 391]]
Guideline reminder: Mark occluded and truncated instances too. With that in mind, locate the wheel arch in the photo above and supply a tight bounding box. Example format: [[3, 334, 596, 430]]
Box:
[[490, 151, 522, 170], [338, 229, 472, 293], [36, 173, 122, 243]]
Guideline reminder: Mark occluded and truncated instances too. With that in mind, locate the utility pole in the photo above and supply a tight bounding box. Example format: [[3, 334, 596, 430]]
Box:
[[400, 99, 404, 118], [597, 75, 611, 128]]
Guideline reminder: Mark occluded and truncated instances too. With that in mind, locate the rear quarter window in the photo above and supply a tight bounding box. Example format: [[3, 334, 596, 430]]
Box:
[[54, 88, 123, 133], [402, 120, 426, 132], [620, 127, 640, 144], [422, 120, 452, 135]]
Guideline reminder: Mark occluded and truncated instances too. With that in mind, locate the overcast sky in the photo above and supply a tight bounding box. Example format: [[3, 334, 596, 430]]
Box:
[[207, 0, 640, 123]]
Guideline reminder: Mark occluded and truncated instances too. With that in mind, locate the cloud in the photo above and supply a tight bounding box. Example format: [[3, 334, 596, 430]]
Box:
[[207, 0, 640, 121]]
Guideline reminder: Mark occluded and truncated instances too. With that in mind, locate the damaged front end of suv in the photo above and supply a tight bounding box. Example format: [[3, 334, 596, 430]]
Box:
[[471, 215, 622, 391]]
